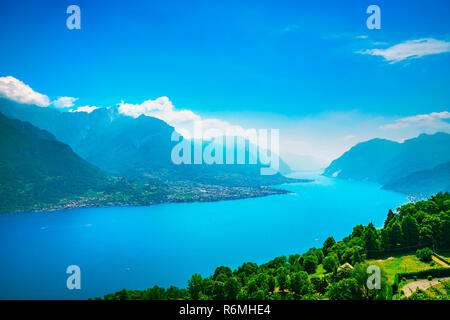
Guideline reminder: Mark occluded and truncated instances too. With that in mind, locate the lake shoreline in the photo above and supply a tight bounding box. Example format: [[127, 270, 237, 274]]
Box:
[[2, 179, 314, 215]]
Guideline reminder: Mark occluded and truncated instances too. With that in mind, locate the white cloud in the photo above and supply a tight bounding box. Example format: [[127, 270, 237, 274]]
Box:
[[0, 76, 50, 107], [356, 35, 368, 39], [53, 96, 78, 108], [117, 97, 257, 142], [359, 38, 450, 63], [381, 111, 450, 130], [118, 97, 200, 123], [69, 105, 100, 114]]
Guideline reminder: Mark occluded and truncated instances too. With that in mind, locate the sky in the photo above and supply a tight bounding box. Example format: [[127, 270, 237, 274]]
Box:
[[0, 0, 449, 169]]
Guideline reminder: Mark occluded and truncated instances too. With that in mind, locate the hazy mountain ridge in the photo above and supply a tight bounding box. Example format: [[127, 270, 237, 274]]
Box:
[[383, 161, 450, 197], [0, 111, 293, 213], [0, 111, 107, 212], [0, 99, 299, 187], [323, 132, 450, 195]]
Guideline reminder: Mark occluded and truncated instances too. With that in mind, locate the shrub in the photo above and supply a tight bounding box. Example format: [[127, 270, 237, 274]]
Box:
[[416, 247, 433, 262]]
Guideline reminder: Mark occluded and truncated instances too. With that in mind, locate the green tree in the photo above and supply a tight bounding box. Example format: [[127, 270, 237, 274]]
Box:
[[212, 266, 232, 280], [402, 214, 420, 247], [303, 255, 318, 274], [363, 223, 379, 258], [224, 277, 240, 300], [188, 273, 203, 300], [322, 237, 336, 256], [310, 276, 328, 294], [327, 278, 362, 300], [323, 254, 339, 273], [276, 267, 290, 291], [289, 271, 310, 298], [388, 220, 402, 249], [267, 275, 276, 293], [380, 228, 390, 251], [439, 211, 450, 249], [384, 209, 396, 228]]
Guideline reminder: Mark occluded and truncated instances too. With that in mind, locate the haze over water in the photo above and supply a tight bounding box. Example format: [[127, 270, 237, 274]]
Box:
[[0, 172, 407, 299]]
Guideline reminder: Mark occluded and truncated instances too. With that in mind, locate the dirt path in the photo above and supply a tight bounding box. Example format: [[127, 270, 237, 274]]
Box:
[[402, 277, 450, 297], [432, 255, 450, 268]]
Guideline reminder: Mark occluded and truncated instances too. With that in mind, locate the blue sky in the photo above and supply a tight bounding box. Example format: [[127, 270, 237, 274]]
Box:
[[0, 0, 449, 167]]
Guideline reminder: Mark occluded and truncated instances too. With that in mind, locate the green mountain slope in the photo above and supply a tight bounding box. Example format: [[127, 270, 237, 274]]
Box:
[[323, 138, 401, 182], [323, 133, 450, 195], [0, 112, 107, 212]]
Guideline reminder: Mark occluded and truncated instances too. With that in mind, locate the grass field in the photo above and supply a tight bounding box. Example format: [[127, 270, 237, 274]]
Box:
[[368, 255, 440, 285]]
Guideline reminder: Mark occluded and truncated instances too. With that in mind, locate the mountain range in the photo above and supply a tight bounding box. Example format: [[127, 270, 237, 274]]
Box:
[[323, 132, 450, 196], [0, 99, 304, 213], [0, 99, 296, 187]]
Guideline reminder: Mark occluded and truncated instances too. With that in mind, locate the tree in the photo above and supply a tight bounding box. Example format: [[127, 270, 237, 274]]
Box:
[[265, 256, 287, 269], [314, 249, 324, 264], [303, 255, 318, 274], [327, 278, 362, 300], [188, 273, 203, 300], [267, 275, 276, 293], [380, 228, 390, 251], [363, 223, 379, 258], [388, 220, 402, 249], [402, 214, 420, 247], [288, 254, 300, 266], [224, 277, 240, 300], [422, 215, 442, 248], [236, 262, 258, 284], [310, 276, 328, 295], [116, 288, 130, 300], [439, 211, 450, 249], [384, 209, 396, 228], [342, 248, 355, 264], [351, 224, 365, 238], [212, 266, 232, 280], [276, 267, 289, 291], [289, 271, 310, 298], [419, 225, 434, 247], [323, 254, 338, 273], [322, 237, 336, 256]]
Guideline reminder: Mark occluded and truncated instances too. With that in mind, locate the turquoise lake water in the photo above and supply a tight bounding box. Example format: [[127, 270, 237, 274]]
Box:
[[0, 172, 407, 299]]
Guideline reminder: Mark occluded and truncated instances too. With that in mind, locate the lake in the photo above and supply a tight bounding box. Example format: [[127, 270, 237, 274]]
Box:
[[0, 172, 407, 299]]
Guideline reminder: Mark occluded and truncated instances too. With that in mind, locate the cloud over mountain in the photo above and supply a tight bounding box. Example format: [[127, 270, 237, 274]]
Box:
[[53, 96, 78, 108], [0, 76, 50, 107], [118, 97, 255, 141]]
